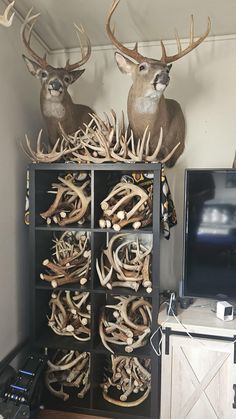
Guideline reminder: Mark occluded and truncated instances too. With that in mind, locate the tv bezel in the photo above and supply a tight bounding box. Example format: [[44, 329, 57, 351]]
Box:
[[182, 168, 236, 300]]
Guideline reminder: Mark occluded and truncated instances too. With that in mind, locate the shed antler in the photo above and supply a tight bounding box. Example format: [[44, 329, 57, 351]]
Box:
[[102, 355, 151, 407], [0, 1, 15, 27]]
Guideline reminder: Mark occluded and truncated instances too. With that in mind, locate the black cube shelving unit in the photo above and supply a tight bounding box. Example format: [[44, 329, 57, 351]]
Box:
[[29, 162, 161, 419]]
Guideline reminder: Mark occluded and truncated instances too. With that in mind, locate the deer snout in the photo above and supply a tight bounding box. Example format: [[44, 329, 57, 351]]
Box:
[[160, 73, 170, 85], [153, 72, 170, 87], [49, 79, 63, 92]]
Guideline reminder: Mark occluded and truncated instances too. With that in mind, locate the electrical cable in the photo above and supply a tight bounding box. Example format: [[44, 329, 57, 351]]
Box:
[[150, 293, 236, 356]]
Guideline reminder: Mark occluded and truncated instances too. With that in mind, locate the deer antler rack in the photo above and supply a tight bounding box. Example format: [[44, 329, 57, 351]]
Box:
[[106, 0, 145, 63], [106, 0, 211, 64], [21, 8, 91, 71]]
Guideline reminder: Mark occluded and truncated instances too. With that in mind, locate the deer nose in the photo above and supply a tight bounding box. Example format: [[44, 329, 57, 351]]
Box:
[[158, 73, 170, 85], [50, 79, 62, 91], [154, 72, 170, 85]]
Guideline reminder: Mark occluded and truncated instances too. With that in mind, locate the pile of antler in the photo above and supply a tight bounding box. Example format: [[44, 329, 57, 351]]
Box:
[[96, 234, 152, 292], [40, 173, 91, 226], [99, 296, 152, 353], [40, 231, 91, 288], [63, 111, 177, 164], [99, 181, 152, 230], [48, 291, 91, 341], [21, 129, 82, 163], [45, 350, 90, 401], [102, 355, 151, 407], [22, 111, 178, 164]]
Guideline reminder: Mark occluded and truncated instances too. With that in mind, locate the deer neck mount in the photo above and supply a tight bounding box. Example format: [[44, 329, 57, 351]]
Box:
[[21, 9, 94, 147], [0, 1, 15, 27], [106, 0, 211, 167]]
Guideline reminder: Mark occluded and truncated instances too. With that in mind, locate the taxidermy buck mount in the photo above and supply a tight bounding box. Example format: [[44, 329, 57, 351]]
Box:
[[106, 0, 211, 167], [0, 1, 15, 27], [21, 9, 94, 147]]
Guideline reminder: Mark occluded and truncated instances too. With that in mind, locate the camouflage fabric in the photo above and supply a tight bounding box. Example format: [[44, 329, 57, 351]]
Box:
[[25, 170, 30, 226], [160, 167, 177, 239]]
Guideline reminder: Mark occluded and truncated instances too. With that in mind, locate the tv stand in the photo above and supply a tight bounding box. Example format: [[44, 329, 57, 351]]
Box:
[[158, 298, 236, 419]]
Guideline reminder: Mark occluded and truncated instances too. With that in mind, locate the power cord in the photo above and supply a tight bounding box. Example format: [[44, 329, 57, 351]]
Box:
[[150, 292, 175, 357], [150, 293, 236, 356]]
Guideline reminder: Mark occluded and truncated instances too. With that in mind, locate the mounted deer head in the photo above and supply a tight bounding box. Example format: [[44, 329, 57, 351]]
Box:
[[0, 1, 15, 27], [106, 0, 211, 167], [21, 9, 94, 147]]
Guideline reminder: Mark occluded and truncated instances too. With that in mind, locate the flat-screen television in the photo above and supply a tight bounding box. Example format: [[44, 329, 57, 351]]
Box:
[[183, 169, 236, 300]]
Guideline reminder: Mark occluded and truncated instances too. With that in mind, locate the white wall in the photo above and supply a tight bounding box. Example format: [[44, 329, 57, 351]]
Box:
[[52, 34, 236, 292], [0, 1, 44, 359]]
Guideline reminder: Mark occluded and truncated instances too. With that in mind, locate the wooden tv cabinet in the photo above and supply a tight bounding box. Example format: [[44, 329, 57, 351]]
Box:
[[158, 298, 236, 419]]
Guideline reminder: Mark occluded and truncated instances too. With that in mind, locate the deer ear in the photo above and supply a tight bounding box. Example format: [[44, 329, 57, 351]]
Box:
[[22, 55, 42, 78], [69, 69, 85, 84], [115, 52, 135, 75]]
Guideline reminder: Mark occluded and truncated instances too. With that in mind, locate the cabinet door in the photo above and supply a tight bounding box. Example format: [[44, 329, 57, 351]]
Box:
[[160, 334, 236, 419]]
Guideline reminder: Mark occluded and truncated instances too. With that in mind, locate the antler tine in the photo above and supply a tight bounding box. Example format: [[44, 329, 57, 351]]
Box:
[[36, 128, 44, 153], [20, 134, 37, 161], [160, 141, 180, 164], [145, 127, 163, 162], [160, 15, 211, 64], [21, 8, 48, 68], [106, 0, 145, 63], [65, 24, 91, 71], [190, 15, 194, 44], [174, 29, 182, 54], [0, 1, 15, 27]]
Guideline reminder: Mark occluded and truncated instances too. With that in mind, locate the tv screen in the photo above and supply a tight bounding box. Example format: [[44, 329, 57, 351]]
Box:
[[183, 169, 236, 299]]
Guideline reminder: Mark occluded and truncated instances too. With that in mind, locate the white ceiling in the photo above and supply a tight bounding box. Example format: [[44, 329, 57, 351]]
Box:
[[6, 0, 236, 50]]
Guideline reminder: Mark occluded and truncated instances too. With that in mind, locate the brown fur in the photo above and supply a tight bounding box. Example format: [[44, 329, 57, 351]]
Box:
[[22, 57, 94, 148], [116, 53, 185, 167]]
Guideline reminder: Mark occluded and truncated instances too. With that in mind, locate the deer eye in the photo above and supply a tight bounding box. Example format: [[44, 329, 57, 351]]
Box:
[[41, 70, 48, 79], [139, 63, 147, 72], [64, 75, 70, 83]]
